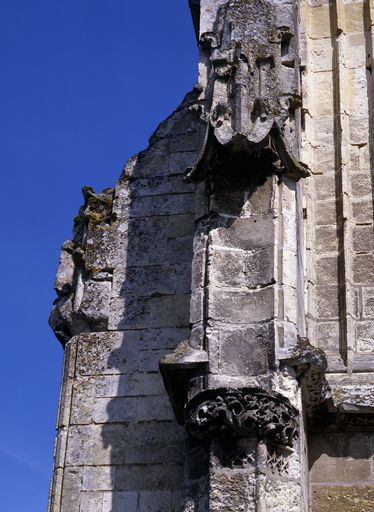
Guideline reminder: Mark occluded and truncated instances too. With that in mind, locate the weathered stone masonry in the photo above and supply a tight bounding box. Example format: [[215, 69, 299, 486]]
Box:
[[49, 1, 374, 511]]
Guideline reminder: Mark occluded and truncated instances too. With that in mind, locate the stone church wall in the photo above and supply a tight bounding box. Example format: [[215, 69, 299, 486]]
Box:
[[48, 1, 374, 511], [49, 95, 202, 511]]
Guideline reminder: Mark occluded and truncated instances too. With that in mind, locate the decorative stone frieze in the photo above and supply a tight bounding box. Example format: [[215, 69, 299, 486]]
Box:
[[185, 387, 298, 447]]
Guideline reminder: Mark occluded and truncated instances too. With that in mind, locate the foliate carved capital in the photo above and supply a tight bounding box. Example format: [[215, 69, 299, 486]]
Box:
[[185, 388, 298, 447]]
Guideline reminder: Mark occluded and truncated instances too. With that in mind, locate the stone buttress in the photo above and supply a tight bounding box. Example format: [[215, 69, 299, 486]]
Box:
[[48, 1, 374, 511]]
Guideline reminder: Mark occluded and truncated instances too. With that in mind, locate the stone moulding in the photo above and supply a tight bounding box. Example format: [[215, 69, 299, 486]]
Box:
[[185, 387, 299, 447]]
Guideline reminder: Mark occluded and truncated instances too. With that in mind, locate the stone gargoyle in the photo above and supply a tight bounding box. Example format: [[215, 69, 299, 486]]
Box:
[[185, 0, 310, 184]]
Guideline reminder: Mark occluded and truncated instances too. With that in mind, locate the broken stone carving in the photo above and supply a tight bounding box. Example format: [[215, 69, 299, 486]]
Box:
[[184, 0, 310, 184], [49, 186, 115, 344], [186, 387, 298, 447], [281, 337, 332, 420]]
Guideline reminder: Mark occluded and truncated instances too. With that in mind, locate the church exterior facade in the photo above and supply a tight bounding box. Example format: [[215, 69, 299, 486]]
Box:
[[48, 1, 374, 510]]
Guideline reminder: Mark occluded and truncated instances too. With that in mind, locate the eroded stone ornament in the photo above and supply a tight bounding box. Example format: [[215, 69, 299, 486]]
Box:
[[186, 388, 298, 447], [185, 0, 310, 184]]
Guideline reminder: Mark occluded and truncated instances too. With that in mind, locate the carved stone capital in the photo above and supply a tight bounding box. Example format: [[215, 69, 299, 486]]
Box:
[[185, 387, 298, 447]]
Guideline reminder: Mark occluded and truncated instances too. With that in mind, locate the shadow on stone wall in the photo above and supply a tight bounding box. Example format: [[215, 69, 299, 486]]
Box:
[[100, 91, 200, 512]]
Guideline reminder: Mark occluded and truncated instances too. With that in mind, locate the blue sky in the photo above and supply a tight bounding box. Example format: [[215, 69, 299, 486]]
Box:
[[0, 1, 197, 509]]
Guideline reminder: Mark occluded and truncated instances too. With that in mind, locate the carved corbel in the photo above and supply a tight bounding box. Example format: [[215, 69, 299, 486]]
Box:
[[183, 0, 310, 185], [185, 387, 299, 448]]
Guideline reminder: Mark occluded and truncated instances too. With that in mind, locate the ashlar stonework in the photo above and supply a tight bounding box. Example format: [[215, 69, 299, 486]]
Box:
[[48, 1, 374, 511]]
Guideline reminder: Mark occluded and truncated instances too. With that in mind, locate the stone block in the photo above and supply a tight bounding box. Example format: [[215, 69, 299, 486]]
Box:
[[344, 2, 366, 33], [316, 286, 339, 319], [350, 173, 372, 198], [315, 226, 339, 253], [347, 68, 369, 118], [311, 38, 334, 72], [209, 249, 245, 288], [130, 176, 194, 198], [355, 321, 374, 353], [316, 321, 340, 353], [82, 467, 115, 491], [118, 265, 177, 297], [210, 184, 247, 217], [314, 173, 336, 200], [210, 323, 273, 376], [60, 467, 82, 512], [93, 397, 137, 423], [309, 433, 372, 482], [210, 217, 275, 251], [97, 424, 129, 466], [313, 147, 335, 173], [246, 177, 274, 215], [310, 72, 334, 116], [137, 395, 174, 421], [347, 33, 366, 68], [352, 199, 374, 224], [264, 480, 300, 512], [191, 248, 206, 289], [208, 287, 274, 324], [167, 236, 194, 264], [65, 425, 95, 466], [125, 216, 169, 267], [55, 242, 75, 293], [210, 470, 255, 512], [95, 375, 127, 398], [130, 147, 169, 179], [75, 332, 140, 376], [70, 376, 95, 425], [84, 224, 127, 272], [171, 491, 183, 511], [209, 246, 274, 289], [350, 116, 369, 145], [353, 254, 374, 283], [126, 373, 164, 396], [281, 249, 297, 288], [315, 200, 337, 226], [311, 117, 334, 147], [112, 293, 190, 330], [352, 225, 374, 253], [282, 285, 298, 324], [167, 214, 195, 238], [102, 491, 138, 512], [316, 256, 338, 284], [176, 263, 192, 294], [311, 485, 374, 512], [130, 193, 195, 218], [168, 151, 198, 175], [139, 328, 190, 350], [78, 280, 111, 329], [124, 442, 184, 466], [138, 491, 172, 512], [139, 349, 170, 372], [358, 143, 370, 171], [116, 464, 182, 491], [282, 210, 297, 253], [349, 144, 360, 171], [362, 287, 374, 317]]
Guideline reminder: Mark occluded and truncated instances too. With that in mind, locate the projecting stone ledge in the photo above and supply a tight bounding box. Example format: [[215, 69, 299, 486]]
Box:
[[160, 340, 209, 424]]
